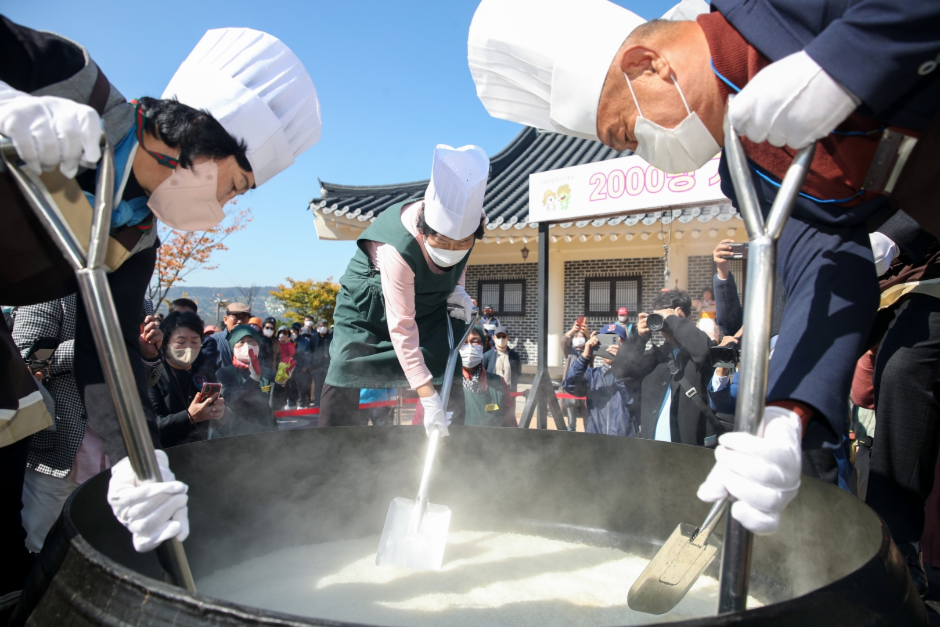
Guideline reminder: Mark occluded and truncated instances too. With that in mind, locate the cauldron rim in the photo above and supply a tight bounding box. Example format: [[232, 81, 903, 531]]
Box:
[[30, 427, 930, 626], [48, 514, 917, 627]]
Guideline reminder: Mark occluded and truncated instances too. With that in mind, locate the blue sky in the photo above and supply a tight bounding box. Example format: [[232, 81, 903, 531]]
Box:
[[6, 0, 677, 288]]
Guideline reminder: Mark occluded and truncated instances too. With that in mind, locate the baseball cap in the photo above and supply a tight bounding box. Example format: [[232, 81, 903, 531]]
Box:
[[494, 325, 510, 336], [601, 322, 627, 340], [226, 302, 250, 315], [617, 307, 628, 316]]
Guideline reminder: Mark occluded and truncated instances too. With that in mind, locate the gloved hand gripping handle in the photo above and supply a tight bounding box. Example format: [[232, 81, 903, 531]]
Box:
[[0, 131, 196, 592], [716, 102, 815, 613], [409, 307, 479, 533]]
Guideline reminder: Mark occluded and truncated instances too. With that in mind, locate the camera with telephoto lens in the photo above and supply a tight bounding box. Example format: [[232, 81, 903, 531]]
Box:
[[646, 313, 665, 332], [710, 342, 740, 369]]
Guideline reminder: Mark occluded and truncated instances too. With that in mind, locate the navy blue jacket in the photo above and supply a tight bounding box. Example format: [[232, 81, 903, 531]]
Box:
[[294, 334, 313, 369], [308, 331, 333, 370], [563, 355, 635, 437], [714, 0, 940, 132], [710, 1, 940, 447], [713, 271, 743, 338], [200, 328, 232, 378], [481, 347, 522, 392], [709, 372, 739, 416]]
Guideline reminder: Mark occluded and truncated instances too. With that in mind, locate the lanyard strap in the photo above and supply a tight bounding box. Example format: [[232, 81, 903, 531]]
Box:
[[131, 100, 180, 169], [708, 58, 870, 204]]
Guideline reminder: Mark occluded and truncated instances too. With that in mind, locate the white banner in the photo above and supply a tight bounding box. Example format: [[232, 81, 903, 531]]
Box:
[[528, 154, 729, 223]]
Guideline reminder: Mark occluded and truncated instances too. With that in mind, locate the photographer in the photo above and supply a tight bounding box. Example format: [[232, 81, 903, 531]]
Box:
[[610, 289, 718, 446], [708, 334, 742, 417], [562, 323, 635, 437]]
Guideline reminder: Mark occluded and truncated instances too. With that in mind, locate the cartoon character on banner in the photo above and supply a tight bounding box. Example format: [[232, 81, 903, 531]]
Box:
[[557, 184, 571, 210], [542, 189, 558, 212]]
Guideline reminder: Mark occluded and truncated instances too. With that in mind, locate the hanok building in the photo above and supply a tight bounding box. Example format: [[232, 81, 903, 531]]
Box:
[[309, 128, 744, 374]]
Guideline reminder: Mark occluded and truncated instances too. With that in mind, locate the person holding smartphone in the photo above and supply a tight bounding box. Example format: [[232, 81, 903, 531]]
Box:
[[148, 311, 227, 448], [562, 323, 635, 437]]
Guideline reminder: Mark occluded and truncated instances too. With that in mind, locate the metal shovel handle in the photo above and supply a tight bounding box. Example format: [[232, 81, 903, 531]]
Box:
[[411, 307, 479, 526], [0, 133, 197, 593], [716, 108, 815, 613]]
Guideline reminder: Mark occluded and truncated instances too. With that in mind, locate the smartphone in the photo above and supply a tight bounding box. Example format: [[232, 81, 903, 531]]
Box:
[[596, 333, 619, 359], [575, 316, 586, 328], [25, 337, 60, 373], [201, 382, 222, 398], [728, 242, 748, 260]]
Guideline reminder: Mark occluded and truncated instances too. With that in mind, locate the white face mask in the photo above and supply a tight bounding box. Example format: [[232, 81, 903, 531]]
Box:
[[305, 320, 314, 328], [147, 161, 226, 231], [263, 328, 274, 338], [290, 333, 298, 341], [624, 72, 720, 174], [495, 337, 508, 349], [424, 242, 470, 268], [317, 326, 328, 334], [572, 337, 586, 348], [166, 346, 199, 367], [233, 344, 257, 364], [459, 343, 484, 368], [618, 315, 628, 323]]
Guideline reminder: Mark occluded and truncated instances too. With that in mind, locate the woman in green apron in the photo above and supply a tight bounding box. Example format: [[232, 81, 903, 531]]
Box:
[[320, 145, 489, 434]]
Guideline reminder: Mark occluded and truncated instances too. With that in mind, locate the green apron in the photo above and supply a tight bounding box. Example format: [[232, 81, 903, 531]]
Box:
[[463, 368, 507, 427], [326, 201, 468, 389]]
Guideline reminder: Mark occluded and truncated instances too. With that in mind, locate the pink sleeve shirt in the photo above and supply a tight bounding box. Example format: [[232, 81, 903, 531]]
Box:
[[363, 201, 467, 389]]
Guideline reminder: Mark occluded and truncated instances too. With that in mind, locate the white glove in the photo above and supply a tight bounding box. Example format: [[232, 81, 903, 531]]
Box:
[[697, 406, 802, 535], [0, 81, 102, 178], [869, 232, 899, 277], [420, 391, 451, 437], [108, 449, 190, 553], [446, 285, 474, 322], [729, 51, 860, 150]]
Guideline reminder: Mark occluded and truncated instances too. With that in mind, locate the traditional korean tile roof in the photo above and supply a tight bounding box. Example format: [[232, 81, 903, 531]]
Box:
[[309, 127, 739, 231]]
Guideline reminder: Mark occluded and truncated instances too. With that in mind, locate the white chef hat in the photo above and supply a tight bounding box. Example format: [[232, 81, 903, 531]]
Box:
[[424, 144, 489, 240], [162, 28, 321, 186], [468, 0, 645, 142], [661, 0, 710, 21]]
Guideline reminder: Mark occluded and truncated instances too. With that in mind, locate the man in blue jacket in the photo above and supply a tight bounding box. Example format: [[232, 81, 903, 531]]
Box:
[[200, 303, 251, 378], [470, 0, 940, 539], [562, 323, 635, 437]]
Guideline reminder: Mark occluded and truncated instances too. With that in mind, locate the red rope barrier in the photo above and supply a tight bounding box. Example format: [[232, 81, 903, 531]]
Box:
[[274, 390, 581, 418]]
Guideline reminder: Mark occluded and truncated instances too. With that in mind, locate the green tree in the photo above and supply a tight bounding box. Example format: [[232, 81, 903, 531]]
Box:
[[269, 277, 340, 325]]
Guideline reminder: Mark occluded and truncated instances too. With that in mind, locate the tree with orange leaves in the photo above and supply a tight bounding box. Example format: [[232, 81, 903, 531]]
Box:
[[147, 203, 252, 308], [269, 277, 340, 325]]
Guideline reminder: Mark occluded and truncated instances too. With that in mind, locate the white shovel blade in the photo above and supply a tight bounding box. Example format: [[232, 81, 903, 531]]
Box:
[[376, 497, 451, 571]]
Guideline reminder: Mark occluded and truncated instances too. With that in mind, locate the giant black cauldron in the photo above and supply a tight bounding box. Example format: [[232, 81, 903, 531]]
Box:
[[26, 426, 926, 626]]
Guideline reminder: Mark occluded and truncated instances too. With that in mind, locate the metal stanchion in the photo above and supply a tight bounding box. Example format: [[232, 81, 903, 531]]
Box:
[[396, 387, 403, 425], [0, 134, 196, 592], [716, 112, 815, 613]]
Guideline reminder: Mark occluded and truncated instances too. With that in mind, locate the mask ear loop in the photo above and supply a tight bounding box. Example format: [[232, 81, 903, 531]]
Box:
[[623, 72, 645, 118], [670, 73, 693, 117]]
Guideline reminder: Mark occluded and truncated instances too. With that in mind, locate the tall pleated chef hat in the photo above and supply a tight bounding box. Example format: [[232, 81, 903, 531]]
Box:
[[468, 0, 645, 142], [424, 144, 490, 240], [163, 28, 321, 186]]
